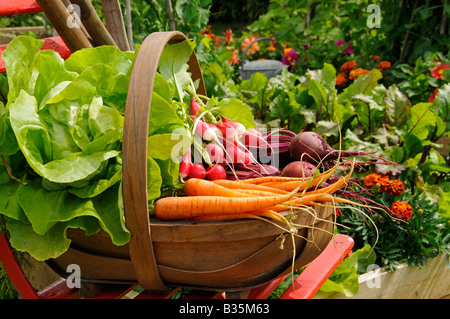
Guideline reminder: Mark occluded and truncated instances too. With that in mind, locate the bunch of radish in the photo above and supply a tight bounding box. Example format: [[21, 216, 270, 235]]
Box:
[[179, 97, 280, 182]]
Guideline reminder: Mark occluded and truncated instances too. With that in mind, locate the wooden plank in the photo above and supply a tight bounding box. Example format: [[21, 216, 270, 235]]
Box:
[[315, 253, 450, 299], [0, 0, 41, 16], [69, 0, 117, 47], [0, 26, 46, 33], [100, 0, 130, 51]]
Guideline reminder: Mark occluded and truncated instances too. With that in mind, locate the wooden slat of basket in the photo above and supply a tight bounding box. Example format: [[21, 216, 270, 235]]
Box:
[[122, 31, 206, 292]]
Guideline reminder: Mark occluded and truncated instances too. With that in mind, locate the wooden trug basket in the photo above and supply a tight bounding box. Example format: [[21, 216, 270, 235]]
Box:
[[48, 31, 334, 293]]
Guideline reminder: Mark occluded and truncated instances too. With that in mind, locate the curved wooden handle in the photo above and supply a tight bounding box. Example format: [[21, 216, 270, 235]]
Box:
[[122, 31, 206, 291]]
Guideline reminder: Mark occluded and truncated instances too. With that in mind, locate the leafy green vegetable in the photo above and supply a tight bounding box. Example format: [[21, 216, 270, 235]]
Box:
[[0, 36, 141, 260], [159, 39, 196, 101]]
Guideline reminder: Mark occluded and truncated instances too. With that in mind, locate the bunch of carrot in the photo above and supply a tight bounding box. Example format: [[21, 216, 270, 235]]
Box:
[[154, 159, 358, 223]]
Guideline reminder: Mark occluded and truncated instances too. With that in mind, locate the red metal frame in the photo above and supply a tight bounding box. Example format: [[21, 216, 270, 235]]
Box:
[[0, 233, 353, 299]]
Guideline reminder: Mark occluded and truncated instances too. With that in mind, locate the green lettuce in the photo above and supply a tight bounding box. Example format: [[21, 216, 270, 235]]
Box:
[[0, 36, 195, 260]]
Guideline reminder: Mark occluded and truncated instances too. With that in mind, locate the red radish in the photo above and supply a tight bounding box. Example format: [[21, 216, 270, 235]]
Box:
[[190, 97, 201, 116], [187, 163, 206, 180], [205, 143, 225, 163], [289, 131, 396, 165], [206, 122, 223, 139], [194, 119, 219, 142], [242, 128, 264, 147], [206, 164, 227, 180], [225, 143, 255, 164], [221, 116, 246, 136], [179, 149, 192, 182], [281, 161, 317, 177], [216, 121, 238, 140]]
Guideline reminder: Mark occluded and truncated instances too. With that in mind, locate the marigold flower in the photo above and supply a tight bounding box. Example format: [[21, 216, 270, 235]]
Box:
[[372, 55, 381, 62], [336, 73, 348, 87], [379, 61, 391, 70], [349, 68, 371, 80], [363, 173, 390, 190], [340, 60, 357, 73], [241, 35, 260, 56], [430, 63, 449, 80], [428, 87, 439, 102], [385, 179, 405, 196], [391, 201, 413, 221]]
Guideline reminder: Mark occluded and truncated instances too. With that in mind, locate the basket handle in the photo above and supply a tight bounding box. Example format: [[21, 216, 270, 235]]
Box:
[[122, 31, 206, 292], [241, 37, 285, 65]]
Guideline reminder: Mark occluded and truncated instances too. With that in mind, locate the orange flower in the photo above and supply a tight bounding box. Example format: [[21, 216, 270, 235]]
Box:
[[385, 179, 405, 196], [391, 201, 413, 221], [340, 60, 357, 73], [363, 173, 390, 190], [364, 173, 405, 196], [379, 61, 391, 70], [336, 73, 348, 87], [267, 40, 277, 51], [201, 25, 215, 41], [430, 63, 449, 80], [349, 68, 371, 80], [241, 35, 260, 56], [372, 55, 381, 62], [227, 49, 239, 65], [225, 29, 234, 45]]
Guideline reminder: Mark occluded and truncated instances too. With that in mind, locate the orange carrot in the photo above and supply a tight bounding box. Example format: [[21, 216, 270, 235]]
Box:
[[212, 179, 290, 194], [154, 183, 302, 220], [235, 189, 285, 196], [184, 178, 246, 197], [257, 166, 336, 192]]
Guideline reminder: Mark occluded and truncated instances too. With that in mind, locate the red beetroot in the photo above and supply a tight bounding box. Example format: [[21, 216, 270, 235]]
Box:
[[281, 161, 317, 177]]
